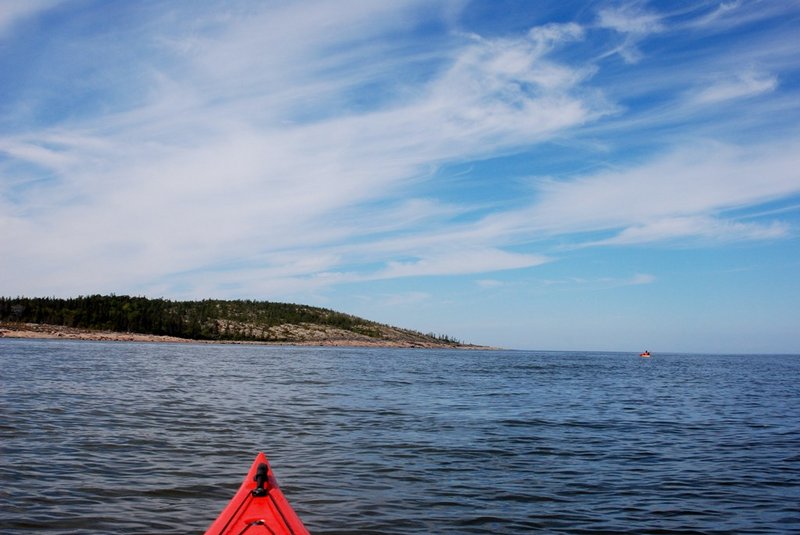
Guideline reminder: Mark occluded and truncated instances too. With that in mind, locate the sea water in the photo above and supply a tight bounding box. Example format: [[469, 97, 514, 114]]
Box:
[[1, 339, 798, 533]]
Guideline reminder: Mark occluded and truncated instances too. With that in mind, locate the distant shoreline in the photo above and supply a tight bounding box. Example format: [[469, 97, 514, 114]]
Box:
[[0, 322, 495, 350]]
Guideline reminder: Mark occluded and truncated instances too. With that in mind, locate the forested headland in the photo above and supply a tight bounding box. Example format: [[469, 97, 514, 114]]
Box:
[[0, 295, 470, 347]]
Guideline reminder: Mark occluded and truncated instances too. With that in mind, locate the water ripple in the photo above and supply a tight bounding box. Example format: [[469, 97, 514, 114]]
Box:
[[1, 341, 799, 533]]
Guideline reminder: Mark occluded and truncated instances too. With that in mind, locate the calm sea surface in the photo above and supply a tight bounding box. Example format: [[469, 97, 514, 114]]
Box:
[[1, 340, 799, 534]]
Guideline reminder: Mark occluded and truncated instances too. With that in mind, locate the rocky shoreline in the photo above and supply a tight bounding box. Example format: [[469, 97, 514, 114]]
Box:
[[0, 322, 492, 349]]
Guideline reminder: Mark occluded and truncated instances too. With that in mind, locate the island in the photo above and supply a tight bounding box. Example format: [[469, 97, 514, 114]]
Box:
[[0, 295, 489, 349]]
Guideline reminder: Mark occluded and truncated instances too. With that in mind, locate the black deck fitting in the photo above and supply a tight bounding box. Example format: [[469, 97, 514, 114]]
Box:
[[252, 463, 269, 497]]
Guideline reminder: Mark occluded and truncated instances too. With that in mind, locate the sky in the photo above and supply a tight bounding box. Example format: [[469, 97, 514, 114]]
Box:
[[1, 0, 799, 353]]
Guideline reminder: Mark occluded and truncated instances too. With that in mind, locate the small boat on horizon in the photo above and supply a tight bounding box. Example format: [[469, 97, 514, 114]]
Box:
[[640, 351, 651, 358]]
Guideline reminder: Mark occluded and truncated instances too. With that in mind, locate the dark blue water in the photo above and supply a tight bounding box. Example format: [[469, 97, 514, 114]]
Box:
[[1, 340, 798, 534]]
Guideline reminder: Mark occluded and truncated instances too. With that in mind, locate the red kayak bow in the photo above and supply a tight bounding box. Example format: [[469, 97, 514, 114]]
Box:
[[204, 452, 310, 535]]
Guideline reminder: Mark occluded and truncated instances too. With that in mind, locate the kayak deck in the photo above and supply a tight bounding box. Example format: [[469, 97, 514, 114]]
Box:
[[204, 452, 309, 535]]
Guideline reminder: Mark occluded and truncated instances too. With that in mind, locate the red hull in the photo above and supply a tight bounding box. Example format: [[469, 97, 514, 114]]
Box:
[[204, 452, 310, 535]]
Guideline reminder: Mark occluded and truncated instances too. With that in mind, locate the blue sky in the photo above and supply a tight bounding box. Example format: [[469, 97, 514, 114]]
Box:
[[1, 1, 799, 353]]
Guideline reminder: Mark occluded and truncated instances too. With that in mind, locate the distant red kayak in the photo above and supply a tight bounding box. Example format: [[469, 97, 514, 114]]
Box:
[[204, 452, 309, 535]]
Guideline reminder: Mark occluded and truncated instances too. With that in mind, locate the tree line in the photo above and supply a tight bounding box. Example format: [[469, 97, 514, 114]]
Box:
[[0, 295, 393, 342]]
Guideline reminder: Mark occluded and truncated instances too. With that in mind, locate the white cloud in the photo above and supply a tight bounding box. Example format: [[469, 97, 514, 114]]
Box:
[[517, 141, 800, 239], [541, 273, 655, 288], [692, 71, 778, 105], [0, 138, 76, 171], [586, 216, 789, 247], [685, 0, 795, 32], [596, 4, 663, 63], [597, 5, 663, 34], [0, 0, 63, 37], [379, 249, 550, 279], [629, 273, 656, 285], [1, 1, 799, 303], [529, 22, 584, 47], [688, 1, 742, 28], [0, 3, 604, 286], [0, 6, 604, 297]]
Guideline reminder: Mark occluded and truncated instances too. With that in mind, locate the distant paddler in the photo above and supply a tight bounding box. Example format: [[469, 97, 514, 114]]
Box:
[[640, 350, 651, 357]]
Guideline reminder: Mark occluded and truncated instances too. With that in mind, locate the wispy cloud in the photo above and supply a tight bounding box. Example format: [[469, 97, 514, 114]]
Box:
[[584, 216, 790, 247], [684, 0, 795, 32], [379, 249, 550, 279], [542, 273, 656, 289], [1, 0, 799, 308], [691, 71, 778, 105], [0, 0, 63, 37], [0, 3, 602, 296], [596, 3, 663, 63], [540, 141, 797, 233]]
